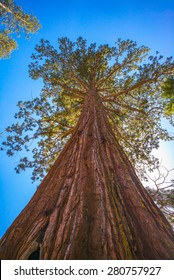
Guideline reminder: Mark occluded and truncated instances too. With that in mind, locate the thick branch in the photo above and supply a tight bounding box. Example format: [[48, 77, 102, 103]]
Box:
[[96, 51, 142, 87], [97, 63, 123, 87], [102, 64, 174, 101], [103, 79, 153, 101], [103, 98, 146, 114], [62, 86, 86, 99], [51, 79, 86, 99]]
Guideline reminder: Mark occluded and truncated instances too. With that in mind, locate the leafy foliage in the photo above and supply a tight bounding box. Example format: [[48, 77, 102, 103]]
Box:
[[0, 0, 41, 58], [1, 37, 174, 181], [161, 76, 174, 115]]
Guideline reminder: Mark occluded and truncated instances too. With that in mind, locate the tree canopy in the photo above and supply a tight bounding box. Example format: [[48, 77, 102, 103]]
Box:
[[146, 166, 174, 226], [1, 37, 174, 181], [0, 0, 41, 58]]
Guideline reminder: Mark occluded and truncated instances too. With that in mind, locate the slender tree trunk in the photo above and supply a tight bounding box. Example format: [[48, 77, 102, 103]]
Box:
[[0, 88, 174, 259]]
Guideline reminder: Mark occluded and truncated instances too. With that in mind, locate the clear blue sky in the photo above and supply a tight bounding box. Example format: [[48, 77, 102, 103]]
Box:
[[0, 0, 174, 237]]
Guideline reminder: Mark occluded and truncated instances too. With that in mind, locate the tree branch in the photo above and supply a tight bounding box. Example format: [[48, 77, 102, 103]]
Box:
[[102, 79, 153, 101], [103, 98, 146, 114], [0, 2, 34, 28], [60, 57, 89, 90]]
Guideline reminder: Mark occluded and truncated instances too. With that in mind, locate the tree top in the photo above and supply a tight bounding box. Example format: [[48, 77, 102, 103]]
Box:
[[1, 37, 174, 181]]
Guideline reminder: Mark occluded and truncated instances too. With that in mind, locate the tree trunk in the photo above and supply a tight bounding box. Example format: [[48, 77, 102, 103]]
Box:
[[0, 89, 174, 259]]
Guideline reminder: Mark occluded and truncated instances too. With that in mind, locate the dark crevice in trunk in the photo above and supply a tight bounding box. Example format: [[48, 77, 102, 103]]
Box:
[[28, 247, 40, 260]]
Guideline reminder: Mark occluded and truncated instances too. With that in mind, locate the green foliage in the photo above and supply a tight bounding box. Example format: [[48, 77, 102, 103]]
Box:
[[0, 0, 41, 58], [161, 77, 174, 115], [1, 37, 174, 181]]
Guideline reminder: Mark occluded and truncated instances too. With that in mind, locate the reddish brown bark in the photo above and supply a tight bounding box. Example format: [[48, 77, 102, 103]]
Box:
[[0, 89, 174, 259]]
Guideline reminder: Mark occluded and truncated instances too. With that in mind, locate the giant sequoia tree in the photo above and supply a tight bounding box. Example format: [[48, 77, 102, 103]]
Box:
[[0, 38, 174, 259]]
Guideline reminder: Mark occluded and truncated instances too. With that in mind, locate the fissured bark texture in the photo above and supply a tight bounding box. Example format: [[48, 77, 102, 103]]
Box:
[[0, 90, 174, 259]]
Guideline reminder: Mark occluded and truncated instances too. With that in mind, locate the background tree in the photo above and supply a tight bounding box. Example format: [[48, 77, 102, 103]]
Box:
[[146, 166, 174, 226], [0, 37, 174, 259], [0, 0, 41, 58]]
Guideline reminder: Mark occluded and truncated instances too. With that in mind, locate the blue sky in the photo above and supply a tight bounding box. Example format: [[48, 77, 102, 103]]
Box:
[[0, 0, 174, 236]]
